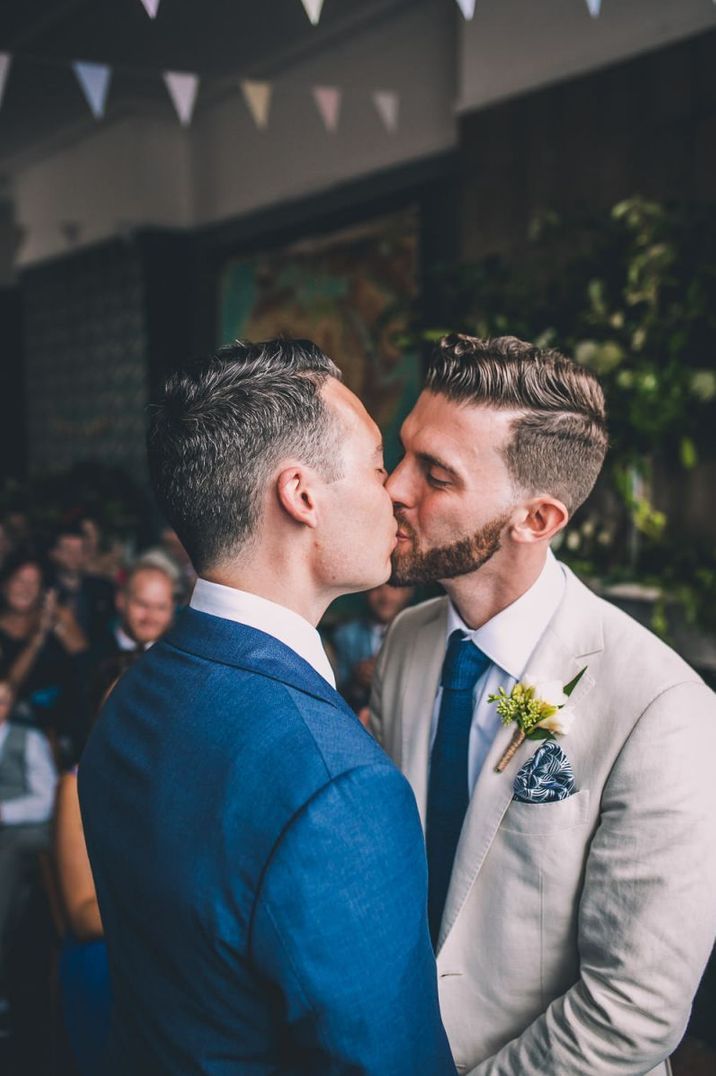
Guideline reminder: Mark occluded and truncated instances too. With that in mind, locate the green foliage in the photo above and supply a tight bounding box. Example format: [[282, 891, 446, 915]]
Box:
[[488, 684, 558, 734]]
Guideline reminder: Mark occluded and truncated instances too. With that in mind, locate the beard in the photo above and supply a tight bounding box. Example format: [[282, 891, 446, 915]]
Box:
[[389, 511, 510, 586]]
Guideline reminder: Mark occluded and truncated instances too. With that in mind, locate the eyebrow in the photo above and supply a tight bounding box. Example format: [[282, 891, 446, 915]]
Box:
[[417, 452, 460, 479]]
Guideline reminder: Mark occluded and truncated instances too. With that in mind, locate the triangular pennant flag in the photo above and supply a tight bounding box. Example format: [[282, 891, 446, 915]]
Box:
[[139, 0, 161, 16], [372, 90, 399, 133], [312, 86, 341, 132], [455, 0, 476, 17], [300, 0, 325, 25], [241, 80, 272, 130], [585, 0, 601, 15], [0, 54, 11, 111], [72, 61, 112, 120], [163, 71, 199, 126]]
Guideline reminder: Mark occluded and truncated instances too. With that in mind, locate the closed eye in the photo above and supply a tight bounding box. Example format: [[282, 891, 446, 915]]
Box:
[[427, 473, 449, 488]]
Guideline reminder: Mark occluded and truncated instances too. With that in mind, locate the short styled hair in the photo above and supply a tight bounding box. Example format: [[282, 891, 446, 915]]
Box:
[[147, 339, 342, 573], [426, 334, 608, 513]]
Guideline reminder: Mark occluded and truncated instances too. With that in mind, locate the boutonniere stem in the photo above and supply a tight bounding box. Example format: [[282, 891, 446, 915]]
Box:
[[491, 667, 587, 774], [495, 728, 526, 773]]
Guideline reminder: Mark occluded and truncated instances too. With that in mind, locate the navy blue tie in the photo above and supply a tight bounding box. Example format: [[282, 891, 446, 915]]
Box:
[[426, 630, 490, 949]]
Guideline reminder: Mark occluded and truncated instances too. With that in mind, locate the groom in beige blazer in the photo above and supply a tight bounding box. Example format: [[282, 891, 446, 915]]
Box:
[[371, 334, 716, 1075]]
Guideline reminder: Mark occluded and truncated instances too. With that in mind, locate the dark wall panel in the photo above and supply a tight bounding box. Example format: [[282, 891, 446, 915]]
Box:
[[460, 28, 716, 259], [22, 240, 149, 478]]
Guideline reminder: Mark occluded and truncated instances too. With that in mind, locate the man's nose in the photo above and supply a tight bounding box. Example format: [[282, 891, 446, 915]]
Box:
[[385, 460, 411, 508]]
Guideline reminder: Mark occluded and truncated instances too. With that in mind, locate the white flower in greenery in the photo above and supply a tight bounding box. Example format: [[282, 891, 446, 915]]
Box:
[[536, 704, 577, 736], [521, 673, 568, 710], [490, 665, 587, 773]]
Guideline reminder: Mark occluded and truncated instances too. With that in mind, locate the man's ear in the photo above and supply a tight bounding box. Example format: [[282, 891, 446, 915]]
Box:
[[275, 465, 319, 529], [115, 589, 126, 615], [510, 496, 569, 545]]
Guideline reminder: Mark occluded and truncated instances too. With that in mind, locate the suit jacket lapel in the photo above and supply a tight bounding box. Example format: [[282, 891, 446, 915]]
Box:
[[399, 599, 448, 829], [437, 568, 602, 953]]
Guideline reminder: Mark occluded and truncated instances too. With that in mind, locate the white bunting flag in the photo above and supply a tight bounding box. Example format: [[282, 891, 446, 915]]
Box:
[[585, 0, 601, 15], [73, 61, 112, 119], [241, 80, 272, 130], [455, 0, 476, 18], [312, 86, 341, 132], [373, 90, 399, 133], [300, 0, 325, 25], [0, 53, 11, 111], [139, 0, 161, 16], [164, 71, 199, 126]]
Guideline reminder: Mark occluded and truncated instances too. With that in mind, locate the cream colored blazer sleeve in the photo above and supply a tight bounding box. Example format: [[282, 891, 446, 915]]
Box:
[[467, 679, 716, 1075]]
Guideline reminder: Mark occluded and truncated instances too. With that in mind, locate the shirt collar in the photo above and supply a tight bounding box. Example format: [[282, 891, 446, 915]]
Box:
[[446, 550, 566, 681], [115, 625, 138, 652], [190, 578, 336, 688]]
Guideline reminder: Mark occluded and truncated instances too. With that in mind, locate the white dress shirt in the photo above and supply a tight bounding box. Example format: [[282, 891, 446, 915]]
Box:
[[190, 578, 336, 688], [0, 723, 58, 826], [430, 551, 566, 794]]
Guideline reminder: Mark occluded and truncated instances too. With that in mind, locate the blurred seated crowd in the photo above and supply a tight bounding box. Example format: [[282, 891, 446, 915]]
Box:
[[0, 502, 416, 1072]]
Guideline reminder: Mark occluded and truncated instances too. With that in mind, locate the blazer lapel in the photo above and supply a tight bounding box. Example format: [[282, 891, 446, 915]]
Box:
[[399, 600, 448, 829], [437, 568, 602, 952]]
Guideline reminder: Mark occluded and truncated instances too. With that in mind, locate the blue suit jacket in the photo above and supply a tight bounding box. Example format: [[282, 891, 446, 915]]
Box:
[[79, 607, 455, 1074]]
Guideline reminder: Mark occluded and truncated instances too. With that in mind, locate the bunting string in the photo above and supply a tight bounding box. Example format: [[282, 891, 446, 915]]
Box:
[[0, 0, 624, 132]]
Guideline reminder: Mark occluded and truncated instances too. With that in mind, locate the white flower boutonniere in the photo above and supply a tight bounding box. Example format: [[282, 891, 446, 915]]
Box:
[[489, 667, 587, 773]]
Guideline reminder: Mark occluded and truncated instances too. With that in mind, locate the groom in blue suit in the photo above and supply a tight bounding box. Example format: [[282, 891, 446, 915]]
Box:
[[79, 339, 455, 1074]]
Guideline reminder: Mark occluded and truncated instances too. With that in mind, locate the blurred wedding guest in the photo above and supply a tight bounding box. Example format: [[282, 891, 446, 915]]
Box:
[[141, 526, 197, 606], [0, 679, 57, 1032], [333, 583, 414, 714], [0, 552, 88, 755], [96, 562, 176, 662], [0, 521, 14, 572], [55, 651, 138, 1076], [47, 523, 116, 647], [79, 516, 126, 583]]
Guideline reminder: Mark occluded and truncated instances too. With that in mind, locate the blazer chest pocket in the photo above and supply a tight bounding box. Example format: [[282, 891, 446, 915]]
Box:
[[502, 788, 591, 836]]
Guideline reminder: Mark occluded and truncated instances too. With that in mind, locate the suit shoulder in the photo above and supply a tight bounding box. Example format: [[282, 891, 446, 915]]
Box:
[[245, 672, 392, 782], [386, 596, 448, 644], [562, 569, 706, 700]]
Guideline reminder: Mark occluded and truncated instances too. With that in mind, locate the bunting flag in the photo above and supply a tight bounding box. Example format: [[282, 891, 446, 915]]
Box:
[[163, 71, 199, 126], [585, 0, 601, 15], [73, 61, 112, 119], [312, 85, 341, 132], [0, 53, 11, 111], [300, 0, 325, 26], [372, 90, 399, 133], [139, 0, 161, 16], [455, 0, 476, 18], [241, 79, 272, 129]]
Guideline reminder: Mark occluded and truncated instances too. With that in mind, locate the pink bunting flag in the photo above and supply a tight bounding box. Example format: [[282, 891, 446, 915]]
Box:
[[241, 80, 272, 130], [455, 0, 476, 18], [585, 0, 601, 15], [312, 86, 341, 133], [372, 91, 399, 133], [73, 61, 112, 119], [139, 0, 161, 16], [300, 0, 325, 25], [0, 54, 11, 111], [163, 71, 199, 126]]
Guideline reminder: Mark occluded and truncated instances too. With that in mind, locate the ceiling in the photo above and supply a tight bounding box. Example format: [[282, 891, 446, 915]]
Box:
[[0, 0, 414, 167]]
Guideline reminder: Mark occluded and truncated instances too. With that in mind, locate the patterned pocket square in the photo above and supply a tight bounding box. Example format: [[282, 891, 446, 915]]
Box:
[[513, 740, 576, 803]]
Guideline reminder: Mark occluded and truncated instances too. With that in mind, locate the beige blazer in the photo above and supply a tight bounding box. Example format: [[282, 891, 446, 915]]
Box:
[[371, 567, 716, 1075]]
